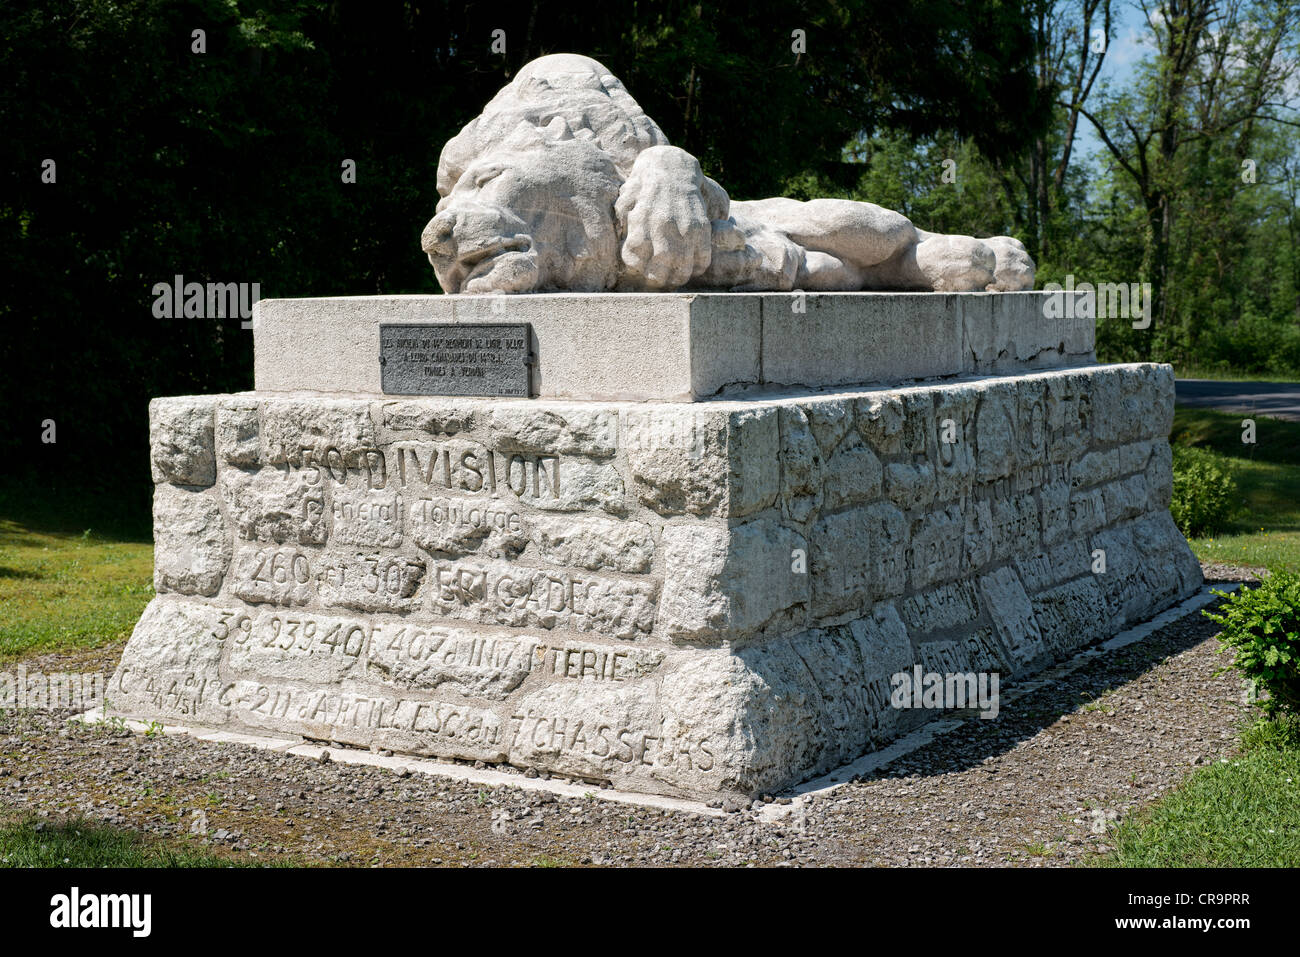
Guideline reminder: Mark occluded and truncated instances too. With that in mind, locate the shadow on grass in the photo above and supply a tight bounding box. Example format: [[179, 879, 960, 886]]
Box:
[[1173, 408, 1300, 571], [1230, 463, 1300, 534], [1172, 407, 1300, 467], [0, 565, 43, 580], [0, 474, 151, 544]]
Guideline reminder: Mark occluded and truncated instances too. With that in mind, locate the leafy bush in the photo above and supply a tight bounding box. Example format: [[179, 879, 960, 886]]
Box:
[[1170, 445, 1238, 537], [1206, 573, 1300, 716]]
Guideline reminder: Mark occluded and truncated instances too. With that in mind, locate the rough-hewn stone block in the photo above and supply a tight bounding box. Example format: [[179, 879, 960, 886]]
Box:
[[115, 349, 1198, 800]]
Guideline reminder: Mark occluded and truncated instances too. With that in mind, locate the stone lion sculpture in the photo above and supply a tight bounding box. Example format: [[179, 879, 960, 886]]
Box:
[[422, 53, 1035, 295]]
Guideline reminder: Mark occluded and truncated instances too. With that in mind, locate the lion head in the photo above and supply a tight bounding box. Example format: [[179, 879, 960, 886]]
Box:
[[422, 118, 624, 294], [424, 53, 671, 294]]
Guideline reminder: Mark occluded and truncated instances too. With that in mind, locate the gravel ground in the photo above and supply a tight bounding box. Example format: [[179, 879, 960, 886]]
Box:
[[0, 564, 1262, 867]]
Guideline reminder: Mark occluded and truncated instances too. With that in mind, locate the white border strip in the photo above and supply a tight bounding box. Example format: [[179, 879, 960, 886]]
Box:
[[72, 709, 723, 817]]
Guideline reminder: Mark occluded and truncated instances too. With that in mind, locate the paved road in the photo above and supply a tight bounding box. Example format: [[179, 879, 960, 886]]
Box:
[[1175, 379, 1300, 421]]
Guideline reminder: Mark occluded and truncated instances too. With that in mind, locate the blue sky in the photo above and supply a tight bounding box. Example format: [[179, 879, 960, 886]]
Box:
[[1072, 0, 1149, 160]]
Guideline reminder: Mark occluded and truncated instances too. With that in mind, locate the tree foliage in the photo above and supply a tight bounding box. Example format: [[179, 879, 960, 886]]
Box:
[[0, 0, 1046, 487], [3, 0, 1296, 497]]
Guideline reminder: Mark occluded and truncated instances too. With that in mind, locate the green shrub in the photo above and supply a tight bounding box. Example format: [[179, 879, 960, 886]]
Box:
[[1205, 573, 1300, 716], [1170, 444, 1238, 536]]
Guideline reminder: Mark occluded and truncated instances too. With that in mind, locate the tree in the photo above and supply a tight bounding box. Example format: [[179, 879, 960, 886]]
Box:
[[1, 0, 1049, 490], [1029, 0, 1114, 261], [1077, 0, 1299, 357]]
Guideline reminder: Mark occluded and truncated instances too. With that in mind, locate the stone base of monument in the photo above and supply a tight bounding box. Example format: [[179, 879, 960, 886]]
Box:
[[110, 293, 1202, 800]]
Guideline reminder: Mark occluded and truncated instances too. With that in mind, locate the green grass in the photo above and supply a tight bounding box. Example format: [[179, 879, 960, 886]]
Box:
[[1172, 407, 1300, 573], [1172, 407, 1300, 465], [1100, 717, 1300, 867], [0, 477, 153, 662], [1173, 366, 1300, 383], [0, 817, 252, 867], [1081, 409, 1300, 869]]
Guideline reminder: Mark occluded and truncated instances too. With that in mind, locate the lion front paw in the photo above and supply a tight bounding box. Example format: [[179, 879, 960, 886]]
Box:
[[615, 145, 716, 290]]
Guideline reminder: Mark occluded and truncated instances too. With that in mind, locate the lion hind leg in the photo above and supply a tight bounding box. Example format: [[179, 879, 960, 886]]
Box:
[[797, 250, 866, 290], [732, 197, 918, 272]]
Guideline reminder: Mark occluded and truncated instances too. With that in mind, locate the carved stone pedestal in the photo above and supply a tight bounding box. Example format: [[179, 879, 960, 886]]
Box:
[[111, 294, 1200, 799]]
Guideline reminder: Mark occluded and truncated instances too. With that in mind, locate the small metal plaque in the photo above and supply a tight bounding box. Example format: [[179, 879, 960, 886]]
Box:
[[379, 323, 533, 397]]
